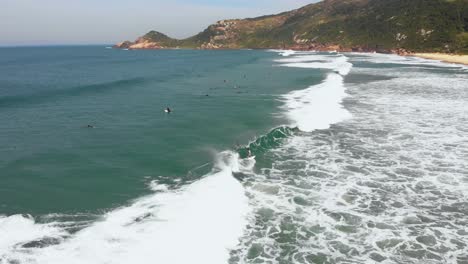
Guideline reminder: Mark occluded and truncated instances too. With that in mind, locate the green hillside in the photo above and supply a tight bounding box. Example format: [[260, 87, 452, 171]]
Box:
[[115, 0, 468, 53]]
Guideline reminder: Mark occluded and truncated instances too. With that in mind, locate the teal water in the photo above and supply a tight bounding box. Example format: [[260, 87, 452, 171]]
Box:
[[1, 48, 468, 264], [0, 47, 319, 214]]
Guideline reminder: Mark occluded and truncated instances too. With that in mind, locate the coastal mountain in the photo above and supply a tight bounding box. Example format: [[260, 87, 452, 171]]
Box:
[[115, 0, 468, 53]]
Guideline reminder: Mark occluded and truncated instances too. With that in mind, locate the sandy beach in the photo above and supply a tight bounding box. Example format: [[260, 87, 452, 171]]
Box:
[[412, 53, 468, 66]]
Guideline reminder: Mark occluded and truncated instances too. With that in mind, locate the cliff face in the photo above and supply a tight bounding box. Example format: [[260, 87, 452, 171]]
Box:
[[115, 0, 468, 53]]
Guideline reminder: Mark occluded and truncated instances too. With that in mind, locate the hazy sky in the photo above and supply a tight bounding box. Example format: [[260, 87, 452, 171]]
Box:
[[1, 0, 317, 46]]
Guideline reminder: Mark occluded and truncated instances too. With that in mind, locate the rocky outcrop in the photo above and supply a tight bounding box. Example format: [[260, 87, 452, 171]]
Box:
[[113, 31, 177, 49], [113, 41, 133, 49]]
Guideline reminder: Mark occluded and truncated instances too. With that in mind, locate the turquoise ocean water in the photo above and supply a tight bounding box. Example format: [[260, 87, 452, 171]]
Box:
[[1, 47, 467, 263]]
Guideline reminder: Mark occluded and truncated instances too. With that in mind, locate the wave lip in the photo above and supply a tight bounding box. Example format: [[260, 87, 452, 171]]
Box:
[[1, 152, 252, 264], [279, 53, 353, 132], [283, 73, 351, 132]]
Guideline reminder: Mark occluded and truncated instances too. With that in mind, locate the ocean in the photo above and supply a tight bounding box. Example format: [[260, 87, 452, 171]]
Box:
[[0, 47, 467, 264]]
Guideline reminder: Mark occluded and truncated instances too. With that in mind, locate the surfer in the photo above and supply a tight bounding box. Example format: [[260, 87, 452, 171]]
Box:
[[86, 124, 94, 128], [165, 107, 172, 113], [247, 147, 252, 157]]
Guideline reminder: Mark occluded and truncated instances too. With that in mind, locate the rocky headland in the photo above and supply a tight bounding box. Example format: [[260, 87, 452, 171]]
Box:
[[115, 0, 468, 55]]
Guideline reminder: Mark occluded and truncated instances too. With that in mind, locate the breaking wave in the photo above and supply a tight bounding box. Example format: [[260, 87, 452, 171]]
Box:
[[231, 52, 468, 263], [1, 152, 252, 264]]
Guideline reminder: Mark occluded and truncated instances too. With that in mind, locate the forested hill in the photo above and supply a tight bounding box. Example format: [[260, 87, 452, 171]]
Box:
[[115, 0, 468, 54]]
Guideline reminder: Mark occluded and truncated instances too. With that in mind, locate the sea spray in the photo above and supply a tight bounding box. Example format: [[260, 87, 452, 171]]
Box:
[[1, 152, 252, 264], [279, 53, 353, 131], [282, 73, 351, 132]]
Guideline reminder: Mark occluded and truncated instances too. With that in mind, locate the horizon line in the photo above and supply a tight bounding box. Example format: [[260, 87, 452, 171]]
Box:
[[0, 43, 112, 48]]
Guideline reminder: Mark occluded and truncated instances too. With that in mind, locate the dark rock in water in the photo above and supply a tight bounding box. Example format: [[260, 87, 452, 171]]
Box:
[[21, 237, 62, 248]]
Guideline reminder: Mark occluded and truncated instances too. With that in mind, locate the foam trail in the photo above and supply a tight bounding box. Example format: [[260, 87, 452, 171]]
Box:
[[283, 73, 351, 132], [1, 152, 251, 264], [278, 54, 353, 75], [274, 54, 341, 63], [278, 53, 353, 132], [0, 215, 65, 253], [267, 49, 296, 57], [350, 52, 468, 70]]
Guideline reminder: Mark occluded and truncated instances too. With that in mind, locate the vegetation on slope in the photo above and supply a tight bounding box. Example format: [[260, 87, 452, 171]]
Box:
[[115, 0, 468, 54]]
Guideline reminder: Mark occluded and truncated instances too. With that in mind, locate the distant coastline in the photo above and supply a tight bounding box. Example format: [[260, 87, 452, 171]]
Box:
[[114, 0, 468, 55], [114, 44, 468, 66], [411, 53, 468, 66]]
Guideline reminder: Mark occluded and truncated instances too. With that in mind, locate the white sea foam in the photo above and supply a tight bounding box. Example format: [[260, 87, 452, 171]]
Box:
[[274, 54, 340, 63], [350, 52, 468, 70], [278, 53, 353, 132], [1, 152, 252, 264], [0, 215, 65, 254], [267, 49, 297, 57], [278, 54, 353, 75], [232, 52, 468, 263], [283, 73, 351, 132], [148, 181, 169, 192]]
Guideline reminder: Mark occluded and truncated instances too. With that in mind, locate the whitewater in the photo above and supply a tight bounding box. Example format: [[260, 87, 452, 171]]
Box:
[[231, 52, 468, 263], [1, 50, 468, 264]]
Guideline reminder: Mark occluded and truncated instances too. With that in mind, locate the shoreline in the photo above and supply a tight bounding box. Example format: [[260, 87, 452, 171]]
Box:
[[114, 45, 468, 66], [409, 53, 468, 66]]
